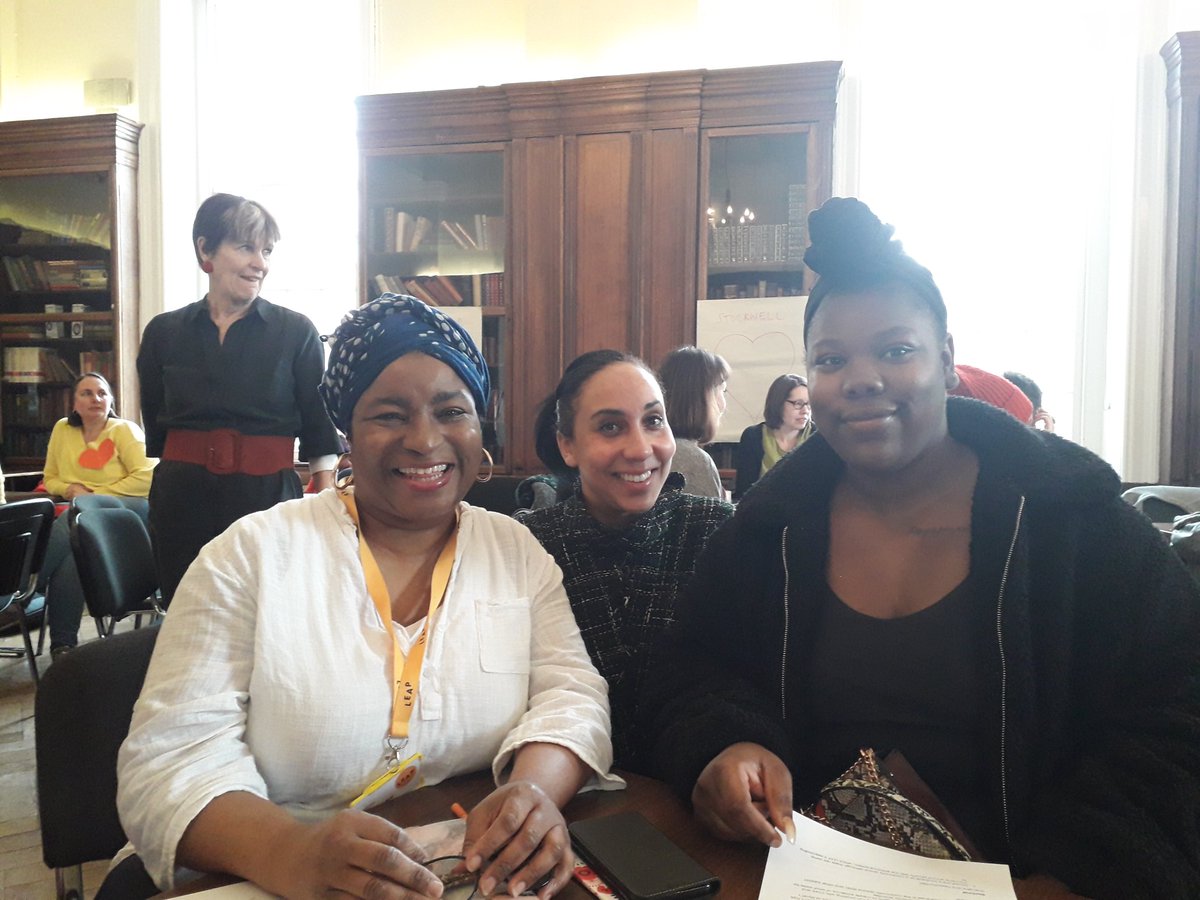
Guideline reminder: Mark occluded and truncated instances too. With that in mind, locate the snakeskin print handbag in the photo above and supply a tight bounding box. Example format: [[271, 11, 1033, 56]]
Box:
[[804, 748, 978, 861]]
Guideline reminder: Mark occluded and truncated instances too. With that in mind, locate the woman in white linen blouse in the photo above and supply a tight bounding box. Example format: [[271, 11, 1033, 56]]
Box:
[[117, 295, 617, 899]]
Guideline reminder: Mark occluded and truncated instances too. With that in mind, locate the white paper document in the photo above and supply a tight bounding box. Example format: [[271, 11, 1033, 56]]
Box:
[[759, 814, 1017, 900]]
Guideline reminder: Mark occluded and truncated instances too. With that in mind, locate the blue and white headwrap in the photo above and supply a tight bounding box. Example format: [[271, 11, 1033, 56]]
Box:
[[320, 294, 491, 435]]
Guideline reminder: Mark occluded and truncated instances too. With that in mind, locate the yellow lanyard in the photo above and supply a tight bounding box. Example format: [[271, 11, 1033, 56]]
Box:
[[339, 490, 458, 744]]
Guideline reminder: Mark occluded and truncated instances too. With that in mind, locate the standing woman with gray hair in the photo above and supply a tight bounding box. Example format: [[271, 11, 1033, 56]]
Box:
[[116, 295, 616, 899], [137, 193, 341, 601]]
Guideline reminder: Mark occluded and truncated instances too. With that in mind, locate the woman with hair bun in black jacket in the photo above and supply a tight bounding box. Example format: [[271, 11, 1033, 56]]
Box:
[[643, 198, 1200, 900]]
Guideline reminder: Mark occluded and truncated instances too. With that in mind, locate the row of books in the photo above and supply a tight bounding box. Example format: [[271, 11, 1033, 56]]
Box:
[[787, 183, 807, 261], [2, 256, 109, 292], [371, 272, 506, 308], [1, 324, 114, 341], [1, 347, 113, 383], [709, 224, 801, 265], [2, 383, 73, 428], [709, 280, 805, 299], [77, 349, 116, 381], [3, 347, 76, 384], [370, 208, 505, 255], [481, 335, 501, 366], [372, 274, 465, 307], [2, 429, 52, 458]]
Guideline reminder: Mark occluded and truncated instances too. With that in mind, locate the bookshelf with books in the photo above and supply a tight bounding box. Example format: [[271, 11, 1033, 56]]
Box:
[[359, 61, 839, 474], [702, 129, 816, 301], [0, 114, 142, 469]]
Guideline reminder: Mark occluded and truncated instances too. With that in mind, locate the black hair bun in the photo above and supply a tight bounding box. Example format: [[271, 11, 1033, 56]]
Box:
[[803, 197, 900, 279]]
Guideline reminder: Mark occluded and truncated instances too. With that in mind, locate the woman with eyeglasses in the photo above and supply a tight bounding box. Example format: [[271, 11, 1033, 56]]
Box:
[[732, 373, 814, 501]]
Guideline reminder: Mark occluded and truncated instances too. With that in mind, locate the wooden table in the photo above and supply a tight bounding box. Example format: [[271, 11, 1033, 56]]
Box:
[[166, 771, 767, 899]]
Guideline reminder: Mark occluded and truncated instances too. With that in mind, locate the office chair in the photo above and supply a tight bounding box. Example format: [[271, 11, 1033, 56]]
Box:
[[0, 496, 56, 682], [36, 625, 159, 900], [70, 505, 162, 638]]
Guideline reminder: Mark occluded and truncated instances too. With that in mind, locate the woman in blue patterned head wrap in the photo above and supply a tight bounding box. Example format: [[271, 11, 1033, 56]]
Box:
[[319, 293, 492, 534], [115, 298, 617, 898]]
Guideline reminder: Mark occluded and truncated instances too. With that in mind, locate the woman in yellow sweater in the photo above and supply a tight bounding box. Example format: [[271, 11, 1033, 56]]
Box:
[[39, 372, 156, 655]]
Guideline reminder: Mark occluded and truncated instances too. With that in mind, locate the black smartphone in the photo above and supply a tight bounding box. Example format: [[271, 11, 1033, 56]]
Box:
[[569, 811, 720, 900]]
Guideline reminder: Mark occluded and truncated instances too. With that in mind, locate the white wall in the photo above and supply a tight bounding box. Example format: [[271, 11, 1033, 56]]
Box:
[[3, 0, 1199, 479], [0, 0, 138, 118]]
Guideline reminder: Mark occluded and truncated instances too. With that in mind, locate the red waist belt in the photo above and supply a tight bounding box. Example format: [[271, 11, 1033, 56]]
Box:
[[163, 429, 294, 476]]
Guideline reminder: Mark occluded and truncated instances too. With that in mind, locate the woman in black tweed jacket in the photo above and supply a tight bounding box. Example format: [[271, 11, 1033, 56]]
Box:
[[517, 350, 732, 774]]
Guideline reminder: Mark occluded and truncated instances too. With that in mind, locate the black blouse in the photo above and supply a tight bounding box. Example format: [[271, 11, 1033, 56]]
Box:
[[136, 297, 340, 461], [803, 577, 1001, 858]]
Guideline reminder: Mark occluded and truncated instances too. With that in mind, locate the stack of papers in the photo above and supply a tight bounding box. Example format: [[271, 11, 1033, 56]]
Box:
[[760, 814, 1017, 899]]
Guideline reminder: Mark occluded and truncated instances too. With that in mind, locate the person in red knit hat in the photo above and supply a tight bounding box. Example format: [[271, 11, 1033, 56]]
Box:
[[949, 364, 1033, 424]]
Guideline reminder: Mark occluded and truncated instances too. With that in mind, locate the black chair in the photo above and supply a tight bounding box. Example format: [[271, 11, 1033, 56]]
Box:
[[70, 505, 162, 638], [0, 496, 56, 681], [70, 493, 150, 520], [36, 625, 159, 900]]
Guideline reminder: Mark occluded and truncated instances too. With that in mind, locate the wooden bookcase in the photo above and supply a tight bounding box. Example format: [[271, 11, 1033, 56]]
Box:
[[1162, 33, 1200, 486], [0, 114, 142, 471], [358, 62, 840, 474]]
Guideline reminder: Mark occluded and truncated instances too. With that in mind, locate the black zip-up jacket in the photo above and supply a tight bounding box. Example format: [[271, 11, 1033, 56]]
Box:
[[644, 398, 1200, 898]]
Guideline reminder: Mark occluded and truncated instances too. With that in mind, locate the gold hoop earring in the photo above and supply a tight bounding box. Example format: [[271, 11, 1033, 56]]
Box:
[[476, 447, 494, 483], [334, 451, 354, 489]]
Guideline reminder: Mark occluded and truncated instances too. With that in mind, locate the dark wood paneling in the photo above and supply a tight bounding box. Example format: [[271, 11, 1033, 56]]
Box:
[[507, 71, 703, 137], [701, 62, 841, 129], [642, 127, 699, 366], [570, 132, 635, 355], [510, 136, 565, 474], [0, 114, 141, 172], [1162, 33, 1200, 485]]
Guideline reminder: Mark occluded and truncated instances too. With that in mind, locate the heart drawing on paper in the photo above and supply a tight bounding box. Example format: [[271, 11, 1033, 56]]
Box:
[[714, 331, 801, 425], [78, 438, 116, 470]]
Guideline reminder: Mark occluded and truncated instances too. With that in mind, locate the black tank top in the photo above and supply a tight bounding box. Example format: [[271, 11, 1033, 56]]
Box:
[[801, 577, 1001, 858]]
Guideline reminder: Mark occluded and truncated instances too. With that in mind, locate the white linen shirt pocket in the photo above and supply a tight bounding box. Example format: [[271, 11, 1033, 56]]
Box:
[[475, 595, 532, 674]]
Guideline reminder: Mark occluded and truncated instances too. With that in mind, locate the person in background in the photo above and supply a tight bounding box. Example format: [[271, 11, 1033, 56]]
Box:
[[116, 295, 616, 899], [137, 193, 341, 602], [732, 373, 814, 501], [948, 364, 1033, 424], [642, 198, 1200, 899], [658, 346, 730, 500], [1004, 371, 1055, 432], [39, 372, 155, 656], [516, 350, 732, 773]]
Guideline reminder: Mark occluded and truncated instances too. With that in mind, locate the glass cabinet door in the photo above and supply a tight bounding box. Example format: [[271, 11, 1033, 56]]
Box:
[[0, 171, 116, 465], [362, 146, 509, 466], [702, 128, 814, 301]]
